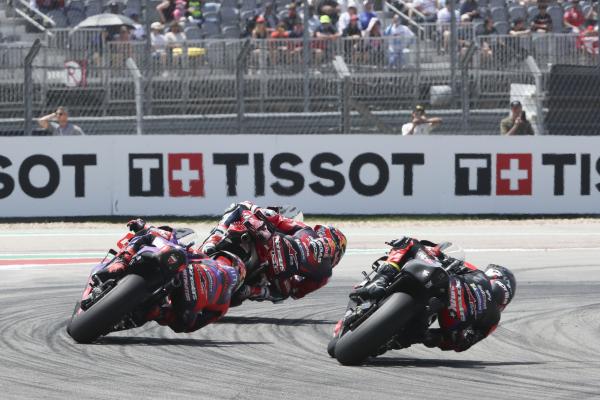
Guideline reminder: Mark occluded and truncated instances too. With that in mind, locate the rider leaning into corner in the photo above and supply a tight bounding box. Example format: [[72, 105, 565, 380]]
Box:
[[103, 219, 246, 333], [200, 201, 347, 304], [342, 236, 516, 352]]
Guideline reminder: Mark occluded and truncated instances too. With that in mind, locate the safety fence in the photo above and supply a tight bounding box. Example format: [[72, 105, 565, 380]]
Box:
[[1, 30, 599, 136]]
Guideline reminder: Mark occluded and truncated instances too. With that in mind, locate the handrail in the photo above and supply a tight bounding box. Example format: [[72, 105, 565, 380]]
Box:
[[13, 8, 54, 37], [385, 0, 425, 20], [385, 1, 424, 33], [14, 0, 56, 28]]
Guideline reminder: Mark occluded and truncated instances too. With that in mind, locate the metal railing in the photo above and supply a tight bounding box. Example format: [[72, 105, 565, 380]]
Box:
[[1, 31, 599, 135]]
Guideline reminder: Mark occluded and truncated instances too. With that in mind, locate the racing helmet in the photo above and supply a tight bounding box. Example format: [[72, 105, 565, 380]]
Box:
[[484, 264, 516, 310], [315, 225, 347, 268]]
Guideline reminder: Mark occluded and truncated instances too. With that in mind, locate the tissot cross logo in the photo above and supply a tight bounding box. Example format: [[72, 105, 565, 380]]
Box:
[[455, 153, 533, 196], [168, 154, 204, 197], [129, 153, 204, 197], [496, 154, 532, 195]]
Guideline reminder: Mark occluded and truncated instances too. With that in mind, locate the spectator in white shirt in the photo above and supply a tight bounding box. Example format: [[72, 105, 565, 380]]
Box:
[[384, 15, 415, 68], [401, 104, 442, 135]]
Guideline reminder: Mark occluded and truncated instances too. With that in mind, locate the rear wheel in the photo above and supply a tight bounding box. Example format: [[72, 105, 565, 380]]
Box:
[[334, 292, 420, 366], [67, 274, 149, 344]]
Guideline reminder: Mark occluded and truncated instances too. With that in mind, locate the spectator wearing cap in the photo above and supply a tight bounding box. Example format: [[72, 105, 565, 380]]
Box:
[[252, 16, 269, 39], [150, 22, 167, 64], [359, 0, 376, 30], [342, 14, 362, 63], [564, 0, 585, 33], [500, 100, 534, 135], [315, 14, 340, 63], [318, 0, 341, 26], [401, 105, 442, 135], [38, 107, 84, 136], [362, 17, 384, 65], [531, 4, 552, 33], [316, 14, 340, 37], [338, 1, 359, 32], [385, 15, 415, 68]]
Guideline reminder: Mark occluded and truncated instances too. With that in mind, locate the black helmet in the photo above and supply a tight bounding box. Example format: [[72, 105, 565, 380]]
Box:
[[484, 264, 516, 309]]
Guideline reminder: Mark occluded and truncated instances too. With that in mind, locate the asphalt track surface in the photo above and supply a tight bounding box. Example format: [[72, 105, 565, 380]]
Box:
[[1, 220, 600, 400]]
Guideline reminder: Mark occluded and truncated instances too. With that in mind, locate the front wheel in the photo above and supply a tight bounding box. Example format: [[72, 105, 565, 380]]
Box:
[[334, 292, 419, 366], [67, 274, 150, 344]]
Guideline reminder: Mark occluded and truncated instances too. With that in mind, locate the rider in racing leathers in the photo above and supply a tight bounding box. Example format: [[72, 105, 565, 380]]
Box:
[[200, 201, 347, 303], [102, 219, 246, 333], [344, 237, 516, 352]]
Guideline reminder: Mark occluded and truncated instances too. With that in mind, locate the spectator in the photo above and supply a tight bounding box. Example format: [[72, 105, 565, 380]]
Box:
[[269, 22, 290, 64], [384, 15, 415, 68], [128, 13, 146, 40], [401, 105, 442, 135], [359, 0, 376, 30], [500, 100, 534, 135], [480, 17, 498, 64], [157, 0, 177, 24], [362, 17, 384, 64], [531, 4, 552, 33], [578, 23, 599, 56], [564, 0, 585, 33], [150, 21, 167, 63], [437, 2, 460, 53], [460, 0, 480, 22], [111, 25, 133, 67], [283, 3, 301, 31], [36, 0, 64, 13], [343, 14, 362, 37], [338, 1, 359, 32], [173, 0, 187, 21], [316, 14, 340, 38], [482, 16, 497, 35], [411, 0, 439, 23], [287, 22, 305, 63], [318, 0, 341, 26], [315, 14, 340, 63], [37, 107, 84, 136], [342, 14, 362, 63], [252, 16, 269, 39], [187, 0, 204, 26], [509, 18, 530, 36], [165, 21, 187, 49]]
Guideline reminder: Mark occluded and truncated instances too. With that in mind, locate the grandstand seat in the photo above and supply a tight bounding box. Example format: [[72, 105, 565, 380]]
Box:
[[489, 0, 505, 9], [508, 5, 526, 22], [473, 20, 485, 36], [185, 25, 203, 40], [85, 0, 103, 17], [240, 9, 256, 22], [67, 0, 86, 13], [547, 6, 564, 33], [203, 2, 221, 16], [527, 5, 539, 22], [221, 0, 238, 8], [478, 7, 490, 19], [493, 20, 509, 34], [490, 6, 508, 22], [124, 0, 142, 17], [202, 21, 221, 36], [220, 7, 240, 23], [48, 9, 69, 28], [223, 25, 240, 38], [241, 0, 258, 12], [276, 0, 293, 9]]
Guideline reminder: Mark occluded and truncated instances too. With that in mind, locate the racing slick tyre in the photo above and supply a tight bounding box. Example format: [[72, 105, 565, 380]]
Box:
[[67, 274, 149, 344], [334, 292, 418, 366]]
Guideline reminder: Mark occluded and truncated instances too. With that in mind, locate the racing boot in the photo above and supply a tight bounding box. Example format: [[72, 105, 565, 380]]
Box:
[[350, 263, 399, 300]]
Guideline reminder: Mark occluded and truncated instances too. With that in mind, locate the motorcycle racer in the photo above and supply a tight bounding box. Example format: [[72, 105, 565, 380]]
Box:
[[345, 237, 516, 352], [102, 219, 246, 333], [200, 201, 347, 303]]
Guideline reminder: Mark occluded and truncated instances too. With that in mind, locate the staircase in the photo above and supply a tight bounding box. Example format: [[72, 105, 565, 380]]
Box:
[[0, 1, 47, 44]]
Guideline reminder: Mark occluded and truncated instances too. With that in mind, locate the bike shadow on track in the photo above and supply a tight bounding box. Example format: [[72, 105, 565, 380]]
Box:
[[219, 316, 336, 326], [96, 336, 270, 347], [363, 358, 545, 369]]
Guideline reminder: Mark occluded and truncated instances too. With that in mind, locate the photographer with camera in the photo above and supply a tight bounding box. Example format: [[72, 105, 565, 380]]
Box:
[[500, 100, 534, 136]]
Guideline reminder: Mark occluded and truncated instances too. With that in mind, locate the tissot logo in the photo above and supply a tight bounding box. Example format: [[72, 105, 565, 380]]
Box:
[[455, 153, 533, 196], [129, 153, 204, 197], [496, 154, 532, 195]]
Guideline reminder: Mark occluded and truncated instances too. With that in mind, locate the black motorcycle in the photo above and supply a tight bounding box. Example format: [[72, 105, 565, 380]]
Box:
[[328, 242, 463, 366]]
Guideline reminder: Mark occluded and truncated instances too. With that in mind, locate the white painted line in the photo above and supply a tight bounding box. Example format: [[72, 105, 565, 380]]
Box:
[[343, 232, 600, 237], [346, 247, 600, 255], [0, 262, 92, 270], [0, 232, 121, 238]]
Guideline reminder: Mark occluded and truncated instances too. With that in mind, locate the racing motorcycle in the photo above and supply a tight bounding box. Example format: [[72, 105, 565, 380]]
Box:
[[66, 227, 197, 344], [328, 243, 464, 366], [204, 205, 303, 307]]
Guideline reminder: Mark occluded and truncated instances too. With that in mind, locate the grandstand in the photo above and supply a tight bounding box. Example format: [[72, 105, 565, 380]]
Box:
[[1, 0, 599, 135]]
